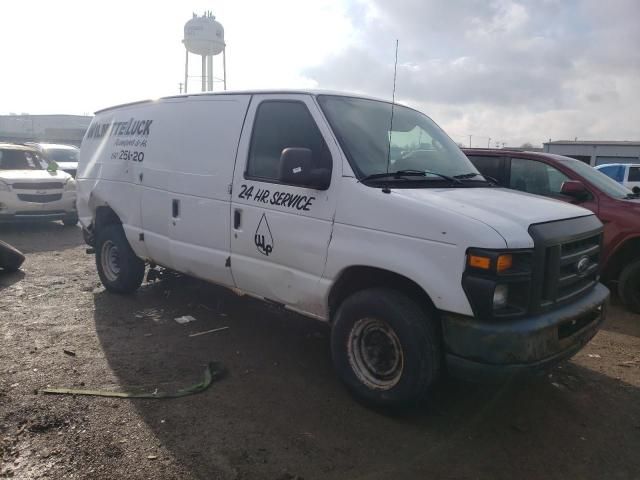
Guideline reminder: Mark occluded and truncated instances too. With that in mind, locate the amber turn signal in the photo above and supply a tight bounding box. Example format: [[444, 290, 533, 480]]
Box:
[[468, 255, 491, 270], [496, 254, 513, 272]]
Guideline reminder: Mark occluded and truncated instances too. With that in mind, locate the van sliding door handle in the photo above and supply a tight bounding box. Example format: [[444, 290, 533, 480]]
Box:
[[172, 199, 180, 218], [233, 209, 241, 229]]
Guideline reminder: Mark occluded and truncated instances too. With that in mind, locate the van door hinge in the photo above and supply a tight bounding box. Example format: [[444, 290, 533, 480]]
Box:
[[227, 184, 233, 195], [139, 233, 144, 241], [225, 256, 231, 268]]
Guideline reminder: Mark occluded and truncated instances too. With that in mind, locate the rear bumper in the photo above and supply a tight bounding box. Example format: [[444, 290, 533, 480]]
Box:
[[442, 283, 609, 381]]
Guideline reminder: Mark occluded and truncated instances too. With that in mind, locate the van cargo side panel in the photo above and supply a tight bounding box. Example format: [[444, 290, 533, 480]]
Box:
[[168, 96, 251, 286]]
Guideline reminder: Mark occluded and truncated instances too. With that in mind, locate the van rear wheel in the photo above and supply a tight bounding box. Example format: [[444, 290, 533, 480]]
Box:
[[95, 224, 145, 294], [618, 259, 640, 313], [331, 288, 441, 409]]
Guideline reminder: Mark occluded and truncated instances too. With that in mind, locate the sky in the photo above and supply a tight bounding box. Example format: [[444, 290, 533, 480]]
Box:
[[1, 0, 638, 147]]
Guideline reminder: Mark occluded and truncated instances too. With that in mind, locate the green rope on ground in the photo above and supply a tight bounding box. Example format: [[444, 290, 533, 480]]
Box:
[[40, 362, 225, 399]]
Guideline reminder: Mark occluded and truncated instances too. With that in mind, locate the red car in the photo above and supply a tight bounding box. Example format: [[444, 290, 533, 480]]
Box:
[[465, 149, 640, 312]]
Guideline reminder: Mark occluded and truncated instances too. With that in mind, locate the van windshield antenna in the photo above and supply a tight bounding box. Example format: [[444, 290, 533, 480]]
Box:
[[386, 39, 399, 177]]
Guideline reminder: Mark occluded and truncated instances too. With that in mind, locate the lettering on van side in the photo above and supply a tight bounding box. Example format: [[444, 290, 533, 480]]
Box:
[[254, 213, 274, 256], [238, 184, 315, 211], [85, 118, 153, 140]]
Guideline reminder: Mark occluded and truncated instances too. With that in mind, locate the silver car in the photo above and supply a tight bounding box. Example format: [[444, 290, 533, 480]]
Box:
[[0, 143, 78, 225]]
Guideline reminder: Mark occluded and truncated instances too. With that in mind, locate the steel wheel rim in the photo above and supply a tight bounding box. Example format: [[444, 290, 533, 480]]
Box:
[[348, 317, 404, 390], [101, 240, 120, 282]]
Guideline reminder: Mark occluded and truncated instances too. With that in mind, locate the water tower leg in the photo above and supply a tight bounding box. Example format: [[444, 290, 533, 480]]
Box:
[[184, 49, 189, 94], [201, 55, 206, 92], [223, 48, 227, 91], [207, 55, 213, 91]]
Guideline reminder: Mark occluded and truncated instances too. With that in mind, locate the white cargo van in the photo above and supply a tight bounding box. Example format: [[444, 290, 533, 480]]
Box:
[[77, 90, 609, 407]]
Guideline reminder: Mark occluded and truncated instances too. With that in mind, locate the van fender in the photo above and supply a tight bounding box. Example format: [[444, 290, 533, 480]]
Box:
[[322, 224, 476, 318]]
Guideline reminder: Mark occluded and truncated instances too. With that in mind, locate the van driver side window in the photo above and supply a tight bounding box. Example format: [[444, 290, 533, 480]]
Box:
[[246, 101, 331, 183]]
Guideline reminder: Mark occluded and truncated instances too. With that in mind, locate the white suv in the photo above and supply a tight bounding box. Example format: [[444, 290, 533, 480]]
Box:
[[0, 143, 78, 225]]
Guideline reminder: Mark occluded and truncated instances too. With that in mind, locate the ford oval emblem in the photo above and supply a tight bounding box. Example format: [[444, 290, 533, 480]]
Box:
[[576, 256, 591, 275]]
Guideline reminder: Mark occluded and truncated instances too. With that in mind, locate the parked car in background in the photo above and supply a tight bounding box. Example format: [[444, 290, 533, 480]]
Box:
[[595, 163, 640, 193], [27, 143, 79, 178], [465, 148, 640, 313], [0, 143, 78, 225]]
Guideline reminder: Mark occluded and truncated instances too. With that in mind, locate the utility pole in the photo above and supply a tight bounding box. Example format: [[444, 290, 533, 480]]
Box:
[[487, 137, 491, 148], [469, 135, 472, 148], [179, 83, 183, 94]]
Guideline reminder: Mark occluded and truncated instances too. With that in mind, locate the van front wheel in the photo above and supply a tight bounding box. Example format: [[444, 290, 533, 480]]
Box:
[[331, 288, 441, 409], [95, 224, 145, 294]]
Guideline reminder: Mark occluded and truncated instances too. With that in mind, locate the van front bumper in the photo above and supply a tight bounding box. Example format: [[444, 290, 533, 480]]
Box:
[[442, 283, 609, 381]]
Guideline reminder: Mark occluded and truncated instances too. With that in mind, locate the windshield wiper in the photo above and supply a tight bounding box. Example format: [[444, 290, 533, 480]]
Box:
[[454, 172, 498, 185], [360, 169, 463, 184], [624, 193, 640, 199], [453, 172, 481, 179]]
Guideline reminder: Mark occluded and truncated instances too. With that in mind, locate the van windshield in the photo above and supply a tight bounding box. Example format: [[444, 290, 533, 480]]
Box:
[[317, 95, 483, 184]]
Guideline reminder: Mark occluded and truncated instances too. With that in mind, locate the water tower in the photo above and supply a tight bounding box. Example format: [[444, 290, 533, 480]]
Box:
[[183, 11, 226, 93]]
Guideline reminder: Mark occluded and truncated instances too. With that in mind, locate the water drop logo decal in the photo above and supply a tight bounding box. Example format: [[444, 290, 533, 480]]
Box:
[[254, 213, 274, 256]]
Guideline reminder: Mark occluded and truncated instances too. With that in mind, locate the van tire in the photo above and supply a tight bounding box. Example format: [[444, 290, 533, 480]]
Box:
[[95, 224, 145, 294], [0, 240, 25, 272], [330, 288, 441, 409], [618, 259, 640, 313]]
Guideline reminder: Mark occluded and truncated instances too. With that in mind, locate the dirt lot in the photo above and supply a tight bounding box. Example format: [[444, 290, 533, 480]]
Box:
[[1, 222, 639, 480]]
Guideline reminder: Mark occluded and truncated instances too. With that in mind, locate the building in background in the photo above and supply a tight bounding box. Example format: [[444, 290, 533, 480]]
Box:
[[544, 140, 640, 166], [0, 114, 92, 146]]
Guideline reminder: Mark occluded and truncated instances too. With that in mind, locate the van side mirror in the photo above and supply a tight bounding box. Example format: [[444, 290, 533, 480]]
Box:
[[279, 147, 330, 190], [560, 180, 587, 199]]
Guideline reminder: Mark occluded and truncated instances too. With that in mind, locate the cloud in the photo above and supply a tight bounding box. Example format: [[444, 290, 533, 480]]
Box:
[[304, 0, 640, 146]]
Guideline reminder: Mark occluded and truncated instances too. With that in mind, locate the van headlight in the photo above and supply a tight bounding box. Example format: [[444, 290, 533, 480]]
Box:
[[0, 181, 9, 192], [463, 248, 533, 319], [64, 178, 76, 191], [493, 284, 509, 309]]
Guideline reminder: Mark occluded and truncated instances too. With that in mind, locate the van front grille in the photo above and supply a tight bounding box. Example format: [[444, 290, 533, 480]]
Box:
[[549, 234, 600, 303], [528, 216, 603, 312]]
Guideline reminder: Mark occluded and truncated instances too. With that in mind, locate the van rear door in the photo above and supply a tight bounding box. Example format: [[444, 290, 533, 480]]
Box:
[[230, 94, 339, 317]]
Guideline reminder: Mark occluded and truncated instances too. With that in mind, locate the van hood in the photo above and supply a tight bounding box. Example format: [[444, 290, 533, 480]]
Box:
[[393, 187, 595, 248], [0, 170, 71, 183]]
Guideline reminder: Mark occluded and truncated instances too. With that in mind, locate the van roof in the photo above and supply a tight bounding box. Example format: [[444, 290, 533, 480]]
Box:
[[94, 89, 392, 114]]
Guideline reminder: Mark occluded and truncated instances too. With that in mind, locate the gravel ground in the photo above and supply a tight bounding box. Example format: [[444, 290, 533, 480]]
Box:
[[1, 222, 639, 480]]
